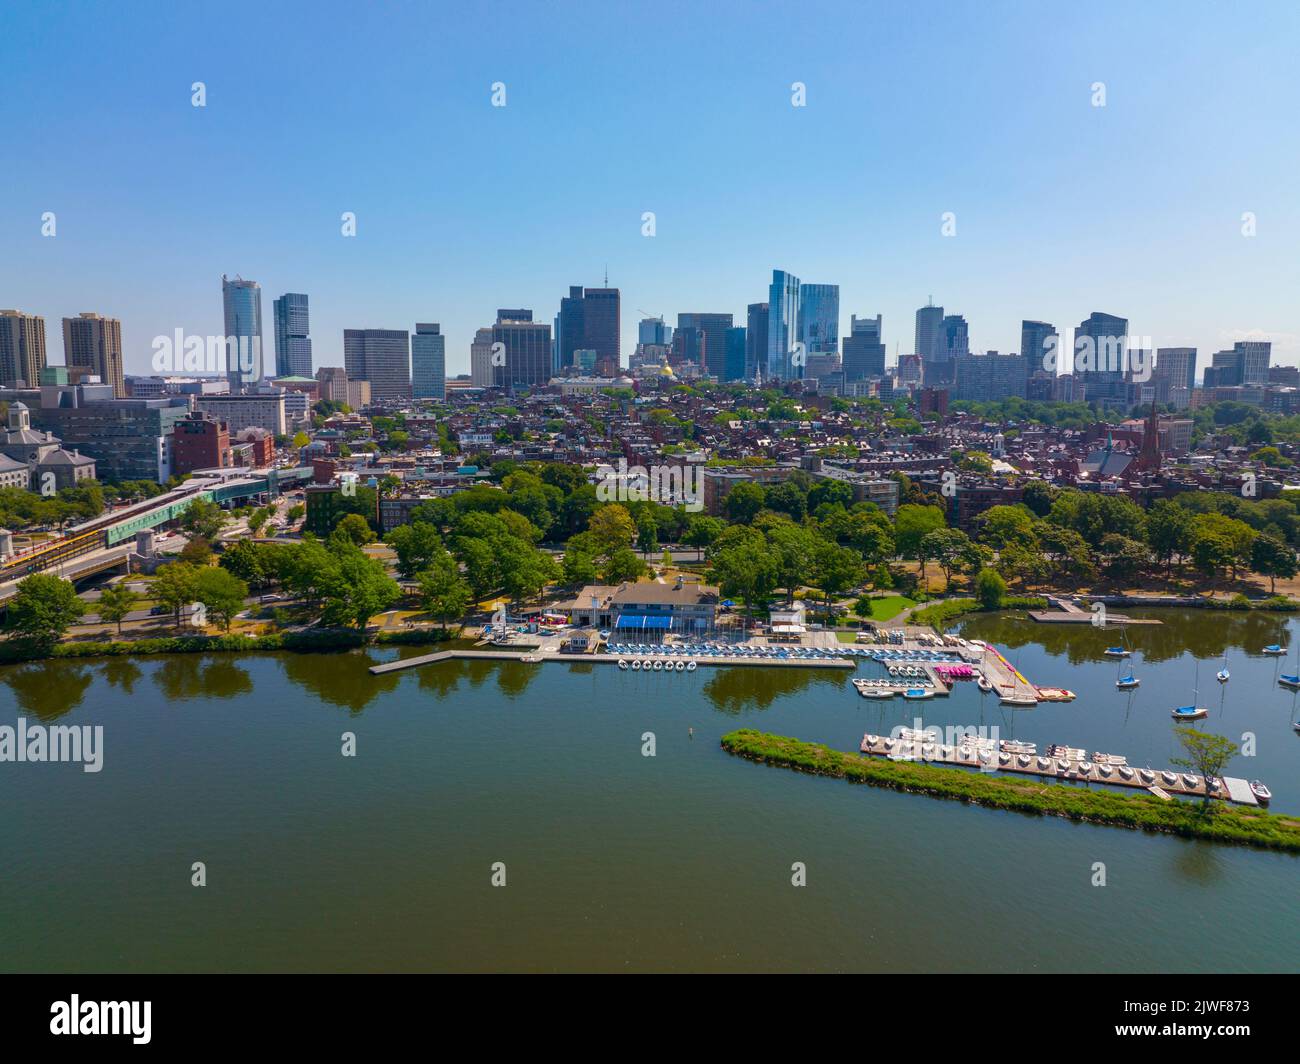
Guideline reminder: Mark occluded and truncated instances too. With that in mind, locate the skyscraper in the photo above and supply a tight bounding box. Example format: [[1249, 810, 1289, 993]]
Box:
[[470, 327, 495, 388], [1234, 340, 1271, 386], [767, 270, 801, 380], [0, 309, 47, 387], [1154, 347, 1197, 407], [411, 323, 446, 400], [942, 315, 969, 360], [273, 293, 313, 378], [639, 317, 671, 346], [914, 302, 945, 383], [798, 284, 840, 355], [745, 302, 769, 381], [557, 286, 585, 372], [490, 310, 552, 393], [677, 312, 733, 379], [842, 314, 885, 381], [222, 275, 264, 393], [62, 312, 125, 397], [557, 286, 621, 375], [343, 328, 411, 402], [1020, 320, 1058, 379], [724, 326, 747, 382], [1074, 311, 1129, 401]]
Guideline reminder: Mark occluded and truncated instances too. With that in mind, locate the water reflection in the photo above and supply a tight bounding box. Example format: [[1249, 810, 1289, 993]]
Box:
[[701, 666, 840, 715], [3, 662, 95, 722], [153, 656, 253, 702], [102, 658, 143, 696], [279, 651, 401, 714]]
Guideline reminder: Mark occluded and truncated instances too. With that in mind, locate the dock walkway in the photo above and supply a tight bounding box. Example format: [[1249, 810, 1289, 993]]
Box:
[[370, 648, 856, 675]]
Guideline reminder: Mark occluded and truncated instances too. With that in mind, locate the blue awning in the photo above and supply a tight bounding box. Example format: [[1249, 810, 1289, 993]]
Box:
[[615, 614, 672, 629]]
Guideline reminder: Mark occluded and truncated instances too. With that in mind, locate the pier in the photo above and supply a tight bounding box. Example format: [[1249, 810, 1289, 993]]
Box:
[[1028, 595, 1162, 625], [369, 647, 856, 675], [858, 730, 1259, 805]]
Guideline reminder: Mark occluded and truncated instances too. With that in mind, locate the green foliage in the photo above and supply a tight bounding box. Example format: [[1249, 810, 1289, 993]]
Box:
[[6, 573, 84, 646]]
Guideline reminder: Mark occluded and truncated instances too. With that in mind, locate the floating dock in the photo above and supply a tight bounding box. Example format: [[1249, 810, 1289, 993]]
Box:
[[1028, 596, 1162, 625], [369, 648, 855, 675], [857, 730, 1259, 805]]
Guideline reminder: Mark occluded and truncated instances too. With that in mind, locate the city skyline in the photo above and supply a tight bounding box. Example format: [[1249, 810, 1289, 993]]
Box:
[[2, 1, 1297, 378]]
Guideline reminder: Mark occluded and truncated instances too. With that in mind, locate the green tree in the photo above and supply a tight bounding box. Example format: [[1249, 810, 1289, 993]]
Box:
[[417, 551, 471, 628], [1251, 534, 1297, 593], [320, 543, 401, 628], [334, 513, 377, 546], [1171, 728, 1238, 807], [722, 482, 766, 524], [974, 568, 1007, 610], [181, 498, 226, 541], [193, 566, 249, 632], [386, 521, 444, 578], [601, 547, 646, 584], [96, 583, 140, 636], [7, 573, 84, 646], [893, 504, 947, 559], [151, 562, 201, 630]]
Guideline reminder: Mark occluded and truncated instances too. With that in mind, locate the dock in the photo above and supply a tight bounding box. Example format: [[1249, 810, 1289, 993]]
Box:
[[370, 647, 856, 675], [1028, 595, 1162, 625], [857, 730, 1259, 805]]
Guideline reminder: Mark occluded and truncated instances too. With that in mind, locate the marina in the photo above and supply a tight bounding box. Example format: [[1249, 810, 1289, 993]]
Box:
[[858, 729, 1262, 806]]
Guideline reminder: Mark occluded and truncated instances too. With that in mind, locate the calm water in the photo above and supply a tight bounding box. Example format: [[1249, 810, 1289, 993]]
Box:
[[2, 609, 1298, 973]]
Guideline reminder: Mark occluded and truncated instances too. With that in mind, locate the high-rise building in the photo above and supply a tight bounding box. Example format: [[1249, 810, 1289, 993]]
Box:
[[343, 328, 411, 402], [557, 287, 585, 372], [556, 286, 620, 376], [222, 275, 264, 393], [62, 312, 125, 397], [470, 327, 495, 388], [273, 293, 312, 379], [490, 310, 551, 392], [798, 284, 839, 355], [1020, 320, 1058, 380], [1074, 311, 1129, 401], [638, 317, 671, 346], [942, 315, 969, 360], [767, 270, 801, 380], [1234, 340, 1271, 386], [0, 309, 47, 387], [952, 351, 1029, 402], [677, 312, 733, 379], [411, 323, 446, 400], [1154, 347, 1197, 407], [914, 302, 945, 383], [724, 327, 747, 382], [745, 302, 769, 381], [842, 314, 885, 381]]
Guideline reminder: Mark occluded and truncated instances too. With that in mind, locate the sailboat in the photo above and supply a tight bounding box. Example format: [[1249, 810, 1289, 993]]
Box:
[[1115, 653, 1139, 690], [1171, 662, 1209, 720], [1000, 652, 1038, 707], [1216, 654, 1229, 684], [1279, 641, 1300, 689]]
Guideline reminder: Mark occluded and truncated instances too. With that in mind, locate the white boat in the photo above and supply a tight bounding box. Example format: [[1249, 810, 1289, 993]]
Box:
[[686, 660, 697, 672], [1116, 673, 1139, 690], [1118, 766, 1135, 781], [617, 659, 628, 670], [1000, 692, 1038, 707], [1262, 644, 1287, 655], [631, 660, 641, 671], [1251, 780, 1272, 804], [1103, 647, 1129, 658], [1171, 663, 1208, 721], [652, 660, 662, 671], [977, 676, 993, 693], [674, 660, 685, 671], [1216, 655, 1229, 684]]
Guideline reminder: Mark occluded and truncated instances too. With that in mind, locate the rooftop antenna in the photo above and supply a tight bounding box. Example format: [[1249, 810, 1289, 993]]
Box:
[[604, 264, 608, 287]]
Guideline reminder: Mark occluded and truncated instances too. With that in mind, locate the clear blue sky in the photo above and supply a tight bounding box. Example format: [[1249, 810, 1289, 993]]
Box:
[[2, 0, 1298, 378]]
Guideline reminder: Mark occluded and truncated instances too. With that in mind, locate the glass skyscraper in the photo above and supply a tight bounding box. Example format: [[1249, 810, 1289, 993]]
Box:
[[273, 293, 313, 379], [411, 323, 446, 400], [798, 283, 839, 355], [222, 275, 264, 393], [767, 269, 801, 380]]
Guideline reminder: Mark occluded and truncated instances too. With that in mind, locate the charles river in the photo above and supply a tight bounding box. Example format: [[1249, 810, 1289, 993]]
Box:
[[2, 608, 1298, 973]]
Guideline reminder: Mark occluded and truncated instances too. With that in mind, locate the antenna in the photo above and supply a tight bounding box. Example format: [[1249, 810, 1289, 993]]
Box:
[[604, 264, 608, 287]]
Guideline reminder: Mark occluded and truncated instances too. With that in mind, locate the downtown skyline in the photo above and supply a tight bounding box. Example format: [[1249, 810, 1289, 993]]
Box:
[[2, 0, 1298, 377]]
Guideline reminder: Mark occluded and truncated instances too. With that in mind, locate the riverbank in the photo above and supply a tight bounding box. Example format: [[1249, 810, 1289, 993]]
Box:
[[720, 729, 1300, 853]]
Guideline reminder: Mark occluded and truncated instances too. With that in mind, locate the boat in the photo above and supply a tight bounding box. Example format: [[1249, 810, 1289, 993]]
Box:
[[1118, 766, 1135, 781], [977, 675, 993, 693], [1078, 761, 1093, 775], [1216, 655, 1229, 684], [1103, 647, 1129, 658], [1161, 771, 1177, 786], [903, 688, 933, 700], [652, 659, 662, 671], [1116, 672, 1139, 690], [1000, 692, 1038, 707], [686, 660, 697, 672], [1280, 641, 1300, 688], [631, 659, 641, 671], [1171, 664, 1208, 720], [862, 688, 894, 699], [674, 660, 685, 671], [1182, 774, 1199, 789], [1262, 644, 1287, 655], [1251, 780, 1272, 804], [1000, 652, 1038, 706], [1139, 769, 1155, 785], [617, 659, 628, 670]]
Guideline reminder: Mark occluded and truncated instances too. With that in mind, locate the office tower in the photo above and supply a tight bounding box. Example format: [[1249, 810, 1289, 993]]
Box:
[[1154, 347, 1197, 406], [677, 312, 733, 379], [942, 314, 969, 359], [490, 311, 552, 392], [952, 351, 1029, 401], [639, 317, 671, 346], [343, 328, 411, 402], [842, 314, 885, 381], [767, 269, 801, 379], [1074, 311, 1129, 401], [411, 323, 446, 400], [745, 302, 769, 381], [1020, 320, 1058, 379], [316, 366, 370, 409], [557, 287, 585, 372], [1234, 341, 1271, 386], [273, 293, 313, 378], [798, 284, 840, 355], [470, 327, 495, 388], [914, 302, 945, 383], [62, 312, 125, 397], [222, 275, 264, 393], [0, 309, 47, 387], [581, 288, 620, 375], [724, 327, 747, 382]]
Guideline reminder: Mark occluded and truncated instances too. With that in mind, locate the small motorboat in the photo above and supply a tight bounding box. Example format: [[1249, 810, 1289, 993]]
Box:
[[1037, 756, 1051, 770], [617, 659, 628, 670], [1103, 647, 1130, 658], [1262, 644, 1287, 655], [1182, 774, 1200, 789], [1171, 705, 1209, 720], [1251, 780, 1272, 804], [1056, 759, 1070, 772], [1118, 766, 1135, 781], [1161, 771, 1177, 786], [1098, 764, 1113, 778], [997, 752, 1011, 766], [686, 660, 697, 672], [652, 660, 663, 671], [631, 659, 642, 671], [1138, 769, 1155, 785], [1077, 762, 1093, 776], [1017, 754, 1031, 768], [976, 676, 993, 693]]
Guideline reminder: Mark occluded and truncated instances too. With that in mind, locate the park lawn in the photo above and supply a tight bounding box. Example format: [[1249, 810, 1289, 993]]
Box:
[[858, 594, 917, 621]]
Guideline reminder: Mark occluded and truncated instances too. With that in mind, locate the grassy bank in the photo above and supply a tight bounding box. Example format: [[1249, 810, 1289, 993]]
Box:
[[0, 626, 455, 665], [720, 729, 1300, 853]]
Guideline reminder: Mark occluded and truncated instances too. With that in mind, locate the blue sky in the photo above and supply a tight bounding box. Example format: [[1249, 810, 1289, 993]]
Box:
[[2, 0, 1298, 378]]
